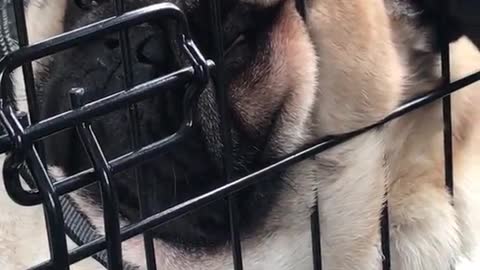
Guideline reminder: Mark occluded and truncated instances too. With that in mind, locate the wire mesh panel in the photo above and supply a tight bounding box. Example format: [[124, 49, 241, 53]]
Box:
[[0, 0, 478, 270]]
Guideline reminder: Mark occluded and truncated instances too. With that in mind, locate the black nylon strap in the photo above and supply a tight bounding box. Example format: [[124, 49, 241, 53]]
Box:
[[19, 164, 139, 269], [0, 0, 18, 55], [61, 195, 139, 270]]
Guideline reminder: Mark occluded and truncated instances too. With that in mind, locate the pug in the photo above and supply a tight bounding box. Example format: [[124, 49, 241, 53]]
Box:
[[1, 0, 480, 269]]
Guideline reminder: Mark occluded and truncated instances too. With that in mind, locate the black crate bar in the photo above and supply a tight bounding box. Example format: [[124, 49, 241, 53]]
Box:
[[70, 88, 123, 269], [439, 2, 455, 268], [0, 3, 210, 270], [1, 108, 70, 269], [11, 0, 38, 123], [209, 0, 244, 269], [0, 1, 479, 270], [439, 0, 455, 198], [310, 198, 323, 270], [381, 202, 391, 270], [0, 3, 211, 203], [1, 67, 201, 207], [292, 2, 324, 268], [9, 0, 69, 269], [112, 0, 158, 268]]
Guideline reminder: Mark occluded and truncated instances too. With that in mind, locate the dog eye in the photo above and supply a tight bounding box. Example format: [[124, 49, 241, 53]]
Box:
[[224, 34, 247, 57]]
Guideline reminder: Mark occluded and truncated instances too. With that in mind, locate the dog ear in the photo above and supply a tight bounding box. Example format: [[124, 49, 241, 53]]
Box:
[[415, 0, 480, 45], [448, 0, 480, 48]]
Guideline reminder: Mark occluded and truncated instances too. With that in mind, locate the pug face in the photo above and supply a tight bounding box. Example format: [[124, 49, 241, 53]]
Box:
[[37, 0, 319, 248]]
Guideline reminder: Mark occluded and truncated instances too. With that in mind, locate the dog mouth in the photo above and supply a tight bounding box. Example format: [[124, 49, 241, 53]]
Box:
[[98, 123, 229, 247], [88, 120, 281, 248]]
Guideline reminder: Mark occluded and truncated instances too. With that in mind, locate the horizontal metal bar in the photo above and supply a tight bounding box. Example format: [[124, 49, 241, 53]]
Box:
[[0, 3, 190, 73], [0, 64, 205, 152], [7, 124, 189, 206], [54, 126, 189, 194]]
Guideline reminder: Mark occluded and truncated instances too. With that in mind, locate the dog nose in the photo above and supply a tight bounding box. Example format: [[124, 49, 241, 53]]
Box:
[[134, 30, 185, 133], [127, 27, 190, 134]]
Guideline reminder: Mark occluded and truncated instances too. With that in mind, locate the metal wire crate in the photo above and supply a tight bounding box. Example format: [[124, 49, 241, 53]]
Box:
[[0, 0, 479, 270]]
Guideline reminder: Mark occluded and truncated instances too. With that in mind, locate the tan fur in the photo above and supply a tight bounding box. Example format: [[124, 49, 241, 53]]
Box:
[[10, 0, 67, 112], [307, 0, 405, 135], [0, 160, 103, 269], [304, 1, 402, 269], [303, 1, 480, 269], [1, 0, 480, 269], [384, 37, 480, 270]]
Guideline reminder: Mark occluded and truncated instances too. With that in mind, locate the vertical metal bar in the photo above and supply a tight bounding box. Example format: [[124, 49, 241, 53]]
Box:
[[27, 148, 70, 270], [439, 1, 454, 197], [209, 1, 244, 269], [299, 3, 321, 269], [11, 2, 62, 268], [310, 200, 322, 270], [113, 0, 133, 87], [438, 2, 454, 269], [12, 0, 46, 162], [112, 1, 157, 269], [10, 112, 70, 269], [70, 88, 123, 270], [381, 202, 391, 270], [11, 0, 38, 123]]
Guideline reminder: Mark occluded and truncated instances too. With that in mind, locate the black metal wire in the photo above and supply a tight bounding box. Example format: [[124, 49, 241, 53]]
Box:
[[4, 1, 69, 265], [381, 202, 391, 270], [11, 0, 38, 123], [0, 3, 210, 208], [70, 88, 124, 269], [310, 199, 322, 270], [439, 0, 455, 198], [209, 1, 244, 269], [439, 2, 455, 269], [113, 0, 158, 268], [1, 107, 70, 269], [0, 4, 210, 270], [26, 147, 70, 269], [294, 3, 325, 268], [1, 66, 201, 207], [0, 1, 478, 270]]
